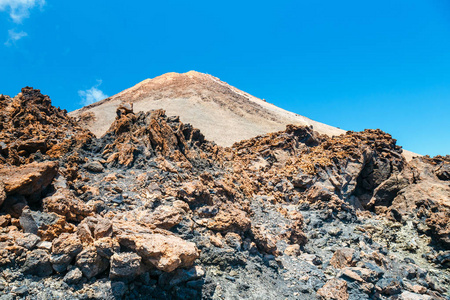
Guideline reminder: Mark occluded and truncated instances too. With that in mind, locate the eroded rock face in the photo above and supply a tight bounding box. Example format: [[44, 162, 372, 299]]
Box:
[[115, 226, 199, 273], [0, 88, 449, 300], [0, 161, 58, 201]]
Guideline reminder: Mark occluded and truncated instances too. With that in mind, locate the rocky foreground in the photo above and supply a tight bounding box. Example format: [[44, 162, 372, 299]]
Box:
[[0, 87, 449, 300]]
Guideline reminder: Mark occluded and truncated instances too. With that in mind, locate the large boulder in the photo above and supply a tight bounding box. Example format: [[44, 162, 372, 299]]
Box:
[[0, 161, 58, 200], [317, 279, 349, 300], [113, 220, 200, 273], [117, 232, 199, 273]]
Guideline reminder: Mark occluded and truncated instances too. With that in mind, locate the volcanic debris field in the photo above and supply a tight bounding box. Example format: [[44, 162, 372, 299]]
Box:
[[0, 87, 449, 300]]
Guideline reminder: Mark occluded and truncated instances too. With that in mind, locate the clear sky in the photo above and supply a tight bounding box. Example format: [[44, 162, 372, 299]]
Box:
[[0, 0, 449, 156]]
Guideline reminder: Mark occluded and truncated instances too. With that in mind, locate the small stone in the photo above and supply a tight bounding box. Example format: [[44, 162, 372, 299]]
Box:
[[22, 249, 53, 276], [50, 254, 72, 273], [116, 230, 199, 272], [140, 205, 184, 229], [19, 208, 38, 234], [111, 281, 127, 298], [376, 276, 402, 295], [0, 278, 7, 290], [0, 214, 11, 227], [52, 233, 83, 257], [63, 268, 83, 284], [411, 285, 427, 294], [400, 291, 433, 300], [112, 194, 123, 204], [284, 244, 300, 256], [37, 241, 53, 251], [51, 233, 83, 272], [210, 235, 224, 248], [109, 252, 142, 279], [84, 161, 104, 173], [169, 266, 205, 286], [173, 200, 190, 212], [329, 227, 343, 236], [11, 285, 28, 296], [225, 232, 242, 250], [312, 256, 323, 265], [15, 233, 41, 250]]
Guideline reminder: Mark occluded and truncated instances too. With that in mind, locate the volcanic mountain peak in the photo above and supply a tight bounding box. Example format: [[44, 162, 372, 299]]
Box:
[[70, 71, 345, 147]]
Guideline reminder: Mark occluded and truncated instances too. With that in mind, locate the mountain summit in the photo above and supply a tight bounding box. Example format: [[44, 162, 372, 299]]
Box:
[[70, 71, 344, 146]]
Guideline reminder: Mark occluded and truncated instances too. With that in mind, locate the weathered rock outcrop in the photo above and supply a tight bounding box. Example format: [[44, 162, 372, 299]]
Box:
[[0, 87, 448, 300], [0, 87, 93, 166], [0, 161, 58, 204]]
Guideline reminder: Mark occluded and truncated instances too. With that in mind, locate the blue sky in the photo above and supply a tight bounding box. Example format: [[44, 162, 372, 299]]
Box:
[[0, 0, 449, 156]]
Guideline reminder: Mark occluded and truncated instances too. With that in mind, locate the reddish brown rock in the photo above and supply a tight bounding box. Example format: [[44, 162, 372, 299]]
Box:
[[330, 248, 358, 269], [317, 279, 349, 300], [250, 225, 278, 254], [0, 214, 11, 227], [118, 232, 199, 273], [37, 214, 76, 241], [42, 189, 94, 222], [138, 205, 184, 230], [51, 233, 83, 257], [114, 220, 200, 273], [0, 161, 58, 198], [101, 108, 219, 168], [0, 87, 93, 166], [206, 206, 251, 233]]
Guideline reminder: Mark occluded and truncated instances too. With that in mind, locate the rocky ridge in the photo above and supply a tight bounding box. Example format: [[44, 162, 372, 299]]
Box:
[[0, 88, 448, 300]]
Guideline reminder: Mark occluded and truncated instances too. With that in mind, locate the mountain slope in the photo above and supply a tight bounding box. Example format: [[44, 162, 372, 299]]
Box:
[[70, 71, 345, 146]]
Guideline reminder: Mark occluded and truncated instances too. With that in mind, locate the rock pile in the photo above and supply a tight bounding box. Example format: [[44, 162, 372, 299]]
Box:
[[0, 88, 448, 299]]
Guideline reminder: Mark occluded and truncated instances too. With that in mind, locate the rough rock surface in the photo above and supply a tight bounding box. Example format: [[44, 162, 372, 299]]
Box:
[[0, 87, 448, 300]]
